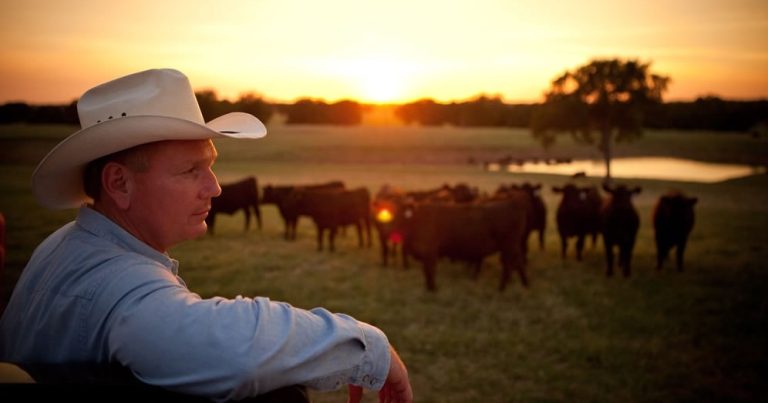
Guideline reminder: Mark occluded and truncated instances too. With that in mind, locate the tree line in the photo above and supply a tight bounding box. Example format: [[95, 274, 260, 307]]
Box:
[[1, 91, 765, 133]]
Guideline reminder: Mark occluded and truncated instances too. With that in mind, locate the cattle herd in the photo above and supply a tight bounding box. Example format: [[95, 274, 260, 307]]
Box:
[[207, 176, 698, 291]]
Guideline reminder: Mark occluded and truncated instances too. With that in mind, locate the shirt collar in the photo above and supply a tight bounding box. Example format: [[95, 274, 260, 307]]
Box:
[[76, 206, 179, 275]]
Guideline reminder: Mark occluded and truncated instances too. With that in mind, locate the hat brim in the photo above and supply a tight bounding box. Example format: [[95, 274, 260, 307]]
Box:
[[32, 112, 267, 209]]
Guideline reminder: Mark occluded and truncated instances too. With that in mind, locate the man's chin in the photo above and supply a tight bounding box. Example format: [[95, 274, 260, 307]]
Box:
[[185, 223, 209, 240]]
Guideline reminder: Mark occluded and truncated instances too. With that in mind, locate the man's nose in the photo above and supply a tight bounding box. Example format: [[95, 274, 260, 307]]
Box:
[[203, 168, 222, 198]]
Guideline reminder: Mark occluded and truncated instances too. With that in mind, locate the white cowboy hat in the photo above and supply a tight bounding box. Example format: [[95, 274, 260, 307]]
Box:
[[32, 68, 267, 209]]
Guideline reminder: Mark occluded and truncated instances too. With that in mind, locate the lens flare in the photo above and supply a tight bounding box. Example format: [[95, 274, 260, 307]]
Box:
[[376, 208, 393, 223]]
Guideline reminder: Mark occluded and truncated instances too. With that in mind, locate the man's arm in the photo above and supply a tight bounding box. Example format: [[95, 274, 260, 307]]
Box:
[[101, 268, 392, 400]]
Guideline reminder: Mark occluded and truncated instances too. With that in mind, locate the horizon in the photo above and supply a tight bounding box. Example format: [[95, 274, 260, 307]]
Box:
[[4, 92, 767, 108], [1, 0, 767, 105]]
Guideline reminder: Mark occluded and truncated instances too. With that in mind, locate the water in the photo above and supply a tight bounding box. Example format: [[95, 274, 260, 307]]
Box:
[[486, 157, 765, 183]]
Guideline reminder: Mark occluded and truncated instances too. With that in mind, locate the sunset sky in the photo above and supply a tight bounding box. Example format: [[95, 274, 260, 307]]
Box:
[[1, 0, 766, 105]]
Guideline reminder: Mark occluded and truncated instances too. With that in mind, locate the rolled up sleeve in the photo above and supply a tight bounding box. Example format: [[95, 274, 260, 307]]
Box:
[[102, 265, 391, 401]]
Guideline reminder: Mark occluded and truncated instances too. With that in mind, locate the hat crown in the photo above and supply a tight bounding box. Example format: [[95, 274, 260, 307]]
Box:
[[77, 68, 205, 129]]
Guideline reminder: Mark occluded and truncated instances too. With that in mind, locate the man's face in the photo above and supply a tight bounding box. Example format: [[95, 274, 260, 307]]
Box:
[[127, 139, 221, 251]]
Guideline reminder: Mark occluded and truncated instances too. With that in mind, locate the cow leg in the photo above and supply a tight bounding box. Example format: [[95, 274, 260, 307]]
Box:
[[518, 236, 527, 265], [254, 205, 263, 230], [604, 240, 615, 277], [289, 219, 298, 241], [243, 208, 251, 232], [355, 222, 363, 248], [575, 234, 585, 261], [539, 229, 545, 251], [501, 250, 527, 291], [499, 257, 511, 291], [515, 251, 529, 289], [329, 226, 338, 252], [316, 226, 324, 251], [560, 235, 567, 260], [378, 233, 389, 267], [676, 240, 688, 272], [620, 241, 634, 277], [422, 258, 438, 291], [655, 240, 667, 270], [364, 217, 372, 248], [284, 218, 293, 240]]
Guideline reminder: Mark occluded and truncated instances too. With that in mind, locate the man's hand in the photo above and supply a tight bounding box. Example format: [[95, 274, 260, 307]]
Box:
[[348, 384, 364, 403], [347, 346, 413, 403]]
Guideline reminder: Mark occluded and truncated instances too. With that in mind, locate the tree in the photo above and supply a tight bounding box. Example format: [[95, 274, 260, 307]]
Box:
[[531, 58, 669, 181], [236, 92, 274, 124]]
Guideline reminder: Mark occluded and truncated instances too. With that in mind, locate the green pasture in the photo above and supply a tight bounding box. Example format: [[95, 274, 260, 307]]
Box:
[[1, 124, 767, 402]]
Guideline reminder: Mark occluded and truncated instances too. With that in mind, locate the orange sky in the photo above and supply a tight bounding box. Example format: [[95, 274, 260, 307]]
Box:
[[1, 0, 766, 104]]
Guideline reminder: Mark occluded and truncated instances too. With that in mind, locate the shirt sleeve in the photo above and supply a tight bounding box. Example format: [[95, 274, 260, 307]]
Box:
[[100, 263, 391, 401]]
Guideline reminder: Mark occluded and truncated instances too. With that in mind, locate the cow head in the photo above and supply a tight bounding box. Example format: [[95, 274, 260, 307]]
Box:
[[372, 191, 414, 244], [603, 183, 641, 204], [553, 183, 581, 200]]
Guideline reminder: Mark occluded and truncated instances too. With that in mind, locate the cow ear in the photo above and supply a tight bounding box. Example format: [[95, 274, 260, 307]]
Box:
[[552, 186, 562, 193]]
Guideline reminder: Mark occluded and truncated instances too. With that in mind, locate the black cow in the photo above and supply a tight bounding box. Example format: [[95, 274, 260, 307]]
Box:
[[653, 191, 697, 271], [261, 181, 345, 240], [552, 184, 602, 261], [206, 177, 261, 235], [372, 185, 413, 267], [289, 187, 372, 252], [403, 194, 530, 291], [601, 183, 642, 277]]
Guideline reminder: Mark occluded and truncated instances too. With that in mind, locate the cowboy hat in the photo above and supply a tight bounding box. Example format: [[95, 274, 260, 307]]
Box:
[[32, 68, 267, 209]]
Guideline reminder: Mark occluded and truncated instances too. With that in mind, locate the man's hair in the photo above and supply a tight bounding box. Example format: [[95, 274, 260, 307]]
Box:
[[82, 143, 152, 203]]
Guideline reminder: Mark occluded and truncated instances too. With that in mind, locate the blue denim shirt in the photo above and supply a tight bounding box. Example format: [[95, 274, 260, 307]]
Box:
[[0, 207, 390, 400]]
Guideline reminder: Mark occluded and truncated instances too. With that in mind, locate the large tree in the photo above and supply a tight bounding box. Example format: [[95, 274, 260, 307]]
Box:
[[531, 58, 669, 181]]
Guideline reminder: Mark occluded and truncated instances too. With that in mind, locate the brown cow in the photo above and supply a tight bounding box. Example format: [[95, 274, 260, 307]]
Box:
[[553, 184, 602, 261], [206, 176, 261, 235], [601, 183, 642, 277], [372, 183, 480, 268], [403, 194, 530, 291], [653, 191, 697, 271], [289, 187, 372, 252], [506, 182, 547, 251], [261, 181, 345, 240]]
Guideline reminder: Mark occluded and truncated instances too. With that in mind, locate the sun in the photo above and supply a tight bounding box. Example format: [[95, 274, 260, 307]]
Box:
[[348, 58, 410, 103], [360, 74, 404, 103]]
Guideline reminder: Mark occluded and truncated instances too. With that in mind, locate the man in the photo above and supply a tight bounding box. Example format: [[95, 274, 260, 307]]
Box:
[[0, 69, 412, 402]]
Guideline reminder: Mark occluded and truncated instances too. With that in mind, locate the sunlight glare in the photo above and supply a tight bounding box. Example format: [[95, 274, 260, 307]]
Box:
[[327, 57, 411, 103]]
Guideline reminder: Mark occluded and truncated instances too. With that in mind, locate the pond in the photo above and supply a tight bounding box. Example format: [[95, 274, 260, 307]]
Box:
[[486, 157, 765, 183]]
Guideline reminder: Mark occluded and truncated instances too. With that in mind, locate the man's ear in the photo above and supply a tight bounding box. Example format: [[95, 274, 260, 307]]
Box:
[[101, 162, 134, 210]]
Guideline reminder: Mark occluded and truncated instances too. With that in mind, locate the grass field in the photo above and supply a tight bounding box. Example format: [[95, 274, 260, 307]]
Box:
[[1, 124, 767, 402]]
